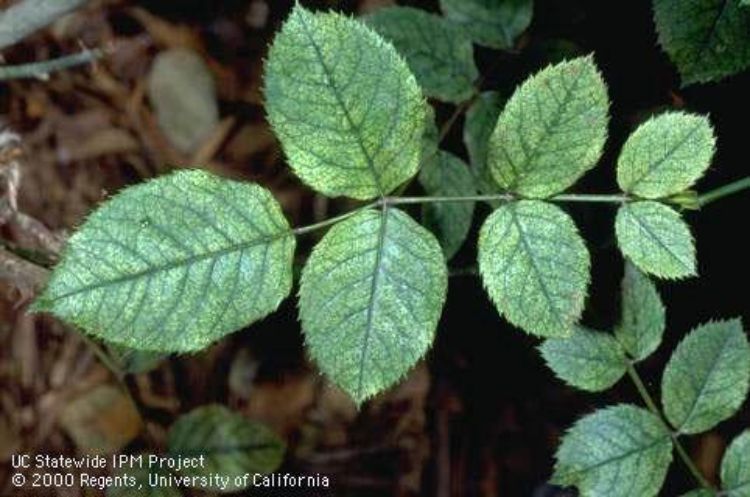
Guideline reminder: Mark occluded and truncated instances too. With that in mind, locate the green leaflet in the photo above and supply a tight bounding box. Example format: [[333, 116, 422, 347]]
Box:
[[553, 404, 673, 497], [617, 112, 716, 199], [264, 5, 426, 200], [0, 0, 86, 49], [299, 207, 447, 404], [478, 201, 590, 337], [419, 151, 477, 259], [147, 49, 219, 154], [33, 170, 295, 352], [439, 0, 533, 49], [540, 327, 627, 392], [615, 262, 666, 361], [464, 91, 504, 195], [168, 405, 285, 492], [487, 56, 609, 197], [722, 431, 750, 496], [366, 7, 478, 103], [653, 0, 750, 85], [615, 201, 696, 279], [662, 319, 750, 434]]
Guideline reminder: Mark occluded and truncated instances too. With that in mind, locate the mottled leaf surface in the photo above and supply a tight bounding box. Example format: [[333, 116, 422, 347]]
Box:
[[722, 431, 750, 497], [617, 112, 715, 198], [168, 405, 285, 492], [34, 170, 295, 352], [478, 201, 590, 337], [487, 56, 609, 197], [366, 6, 478, 103], [654, 0, 750, 85], [148, 49, 219, 153], [540, 327, 627, 392], [464, 91, 504, 195], [419, 151, 477, 259], [439, 0, 533, 49], [265, 6, 425, 199], [553, 405, 673, 497], [615, 201, 696, 279], [299, 208, 447, 404], [615, 262, 666, 361], [679, 490, 714, 497], [662, 319, 750, 434]]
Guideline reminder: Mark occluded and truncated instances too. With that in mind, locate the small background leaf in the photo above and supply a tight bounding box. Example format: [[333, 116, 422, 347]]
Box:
[[439, 0, 533, 49], [617, 112, 715, 198], [722, 431, 750, 497], [464, 91, 504, 195], [366, 6, 478, 103], [264, 5, 426, 199], [662, 319, 750, 434], [419, 151, 477, 260], [615, 201, 696, 279], [478, 200, 590, 337], [653, 0, 750, 85], [487, 56, 609, 197], [168, 405, 285, 493], [553, 404, 673, 497], [615, 262, 666, 361], [34, 170, 295, 352], [0, 0, 87, 49], [299, 208, 447, 404], [147, 49, 219, 154], [540, 327, 627, 392]]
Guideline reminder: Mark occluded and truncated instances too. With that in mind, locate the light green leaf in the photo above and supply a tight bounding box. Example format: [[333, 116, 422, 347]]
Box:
[[107, 462, 180, 497], [617, 112, 716, 198], [264, 5, 426, 200], [299, 207, 448, 404], [168, 405, 285, 493], [33, 170, 295, 353], [419, 151, 477, 260], [464, 91, 504, 195], [366, 6, 478, 103], [540, 327, 627, 392], [615, 262, 666, 361], [722, 431, 750, 497], [148, 49, 219, 154], [662, 319, 750, 434], [653, 0, 750, 85], [487, 56, 609, 197], [478, 201, 590, 337], [439, 0, 533, 49], [553, 404, 673, 497], [615, 201, 696, 279], [743, 0, 750, 6]]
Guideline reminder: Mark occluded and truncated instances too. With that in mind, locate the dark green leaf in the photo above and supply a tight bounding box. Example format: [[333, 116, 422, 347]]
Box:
[[366, 6, 478, 103], [439, 0, 533, 49], [419, 151, 477, 259]]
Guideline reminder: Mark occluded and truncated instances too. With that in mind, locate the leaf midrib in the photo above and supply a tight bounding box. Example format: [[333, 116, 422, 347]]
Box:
[[296, 10, 384, 195], [47, 230, 291, 303], [357, 205, 390, 400]]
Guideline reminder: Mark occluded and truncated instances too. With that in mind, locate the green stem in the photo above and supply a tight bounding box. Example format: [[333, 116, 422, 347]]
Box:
[[0, 46, 107, 80], [292, 202, 376, 235], [626, 363, 714, 491], [698, 177, 750, 207], [387, 192, 628, 205]]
